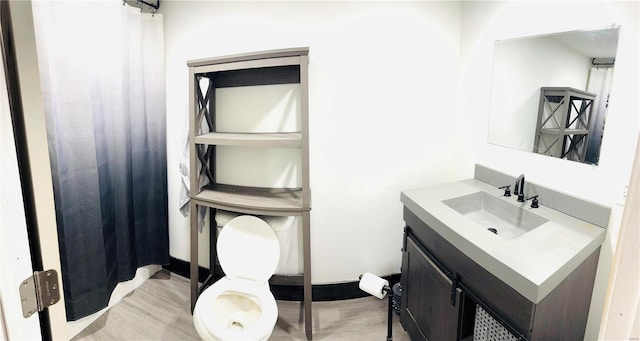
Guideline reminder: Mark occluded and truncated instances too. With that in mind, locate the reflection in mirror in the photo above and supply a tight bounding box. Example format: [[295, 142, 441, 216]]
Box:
[[487, 26, 620, 165]]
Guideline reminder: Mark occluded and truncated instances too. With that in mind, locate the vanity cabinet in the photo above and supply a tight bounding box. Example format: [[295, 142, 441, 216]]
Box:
[[401, 237, 463, 340], [400, 207, 600, 341]]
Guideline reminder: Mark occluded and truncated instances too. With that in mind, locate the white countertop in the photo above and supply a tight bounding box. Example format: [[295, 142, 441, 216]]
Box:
[[401, 178, 606, 303]]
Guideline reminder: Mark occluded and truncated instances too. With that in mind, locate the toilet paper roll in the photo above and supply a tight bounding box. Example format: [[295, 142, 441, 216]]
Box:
[[359, 272, 389, 299]]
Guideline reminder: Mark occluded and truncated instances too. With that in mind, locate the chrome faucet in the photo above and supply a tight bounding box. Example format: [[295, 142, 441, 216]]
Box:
[[514, 174, 525, 202]]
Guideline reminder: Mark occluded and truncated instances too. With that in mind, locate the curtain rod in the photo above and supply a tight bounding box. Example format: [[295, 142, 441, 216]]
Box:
[[123, 0, 159, 14], [591, 58, 615, 67]]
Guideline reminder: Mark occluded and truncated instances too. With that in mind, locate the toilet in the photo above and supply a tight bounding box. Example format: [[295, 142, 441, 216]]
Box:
[[193, 214, 293, 341]]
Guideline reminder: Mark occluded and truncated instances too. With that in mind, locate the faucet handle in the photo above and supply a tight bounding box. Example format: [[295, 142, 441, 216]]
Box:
[[526, 195, 539, 208], [498, 185, 511, 197]]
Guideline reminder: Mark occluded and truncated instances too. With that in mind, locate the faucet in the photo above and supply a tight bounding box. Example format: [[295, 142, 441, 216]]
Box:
[[513, 174, 525, 202]]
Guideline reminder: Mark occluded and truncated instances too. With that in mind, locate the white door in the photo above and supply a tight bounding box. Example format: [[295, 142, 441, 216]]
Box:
[[0, 1, 67, 339], [0, 44, 42, 340]]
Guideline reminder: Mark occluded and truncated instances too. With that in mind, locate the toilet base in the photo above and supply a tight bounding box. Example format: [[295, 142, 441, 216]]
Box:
[[194, 308, 274, 341], [193, 278, 278, 341]]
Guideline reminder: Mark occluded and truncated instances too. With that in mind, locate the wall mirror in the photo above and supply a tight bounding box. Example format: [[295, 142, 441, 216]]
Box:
[[487, 26, 620, 165]]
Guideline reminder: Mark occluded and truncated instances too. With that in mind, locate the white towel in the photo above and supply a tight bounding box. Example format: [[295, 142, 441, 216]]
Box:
[[178, 120, 208, 231]]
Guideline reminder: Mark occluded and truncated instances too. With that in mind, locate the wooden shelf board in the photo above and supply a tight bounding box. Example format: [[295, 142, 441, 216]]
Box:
[[541, 87, 597, 100], [192, 185, 309, 215], [194, 132, 302, 147], [541, 128, 589, 135], [187, 47, 309, 68]]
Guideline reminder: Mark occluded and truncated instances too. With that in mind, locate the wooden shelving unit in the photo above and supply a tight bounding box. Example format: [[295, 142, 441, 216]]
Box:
[[534, 87, 596, 162], [187, 48, 312, 340]]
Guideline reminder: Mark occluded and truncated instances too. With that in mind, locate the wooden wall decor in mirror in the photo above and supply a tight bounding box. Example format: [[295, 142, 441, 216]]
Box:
[[487, 26, 620, 165]]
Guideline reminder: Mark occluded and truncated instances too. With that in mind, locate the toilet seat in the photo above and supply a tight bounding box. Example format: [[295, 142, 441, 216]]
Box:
[[194, 278, 278, 341], [217, 215, 280, 284], [193, 215, 281, 341]]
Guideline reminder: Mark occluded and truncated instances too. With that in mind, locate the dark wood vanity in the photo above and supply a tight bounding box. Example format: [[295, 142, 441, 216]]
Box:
[[400, 207, 601, 341]]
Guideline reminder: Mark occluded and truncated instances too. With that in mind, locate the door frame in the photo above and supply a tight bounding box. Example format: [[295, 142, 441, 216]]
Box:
[[0, 1, 67, 339]]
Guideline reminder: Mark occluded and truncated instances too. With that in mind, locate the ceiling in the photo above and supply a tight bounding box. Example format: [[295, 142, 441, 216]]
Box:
[[551, 27, 620, 59]]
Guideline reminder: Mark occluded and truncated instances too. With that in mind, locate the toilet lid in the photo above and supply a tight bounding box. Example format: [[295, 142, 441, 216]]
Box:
[[217, 215, 280, 283]]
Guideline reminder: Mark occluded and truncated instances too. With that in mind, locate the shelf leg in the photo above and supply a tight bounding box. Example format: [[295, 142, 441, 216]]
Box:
[[303, 211, 312, 340], [190, 201, 198, 313], [209, 208, 217, 281]]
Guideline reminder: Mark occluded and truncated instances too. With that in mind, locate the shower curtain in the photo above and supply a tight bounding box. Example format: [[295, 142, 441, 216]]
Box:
[[586, 67, 615, 164], [32, 2, 168, 320]]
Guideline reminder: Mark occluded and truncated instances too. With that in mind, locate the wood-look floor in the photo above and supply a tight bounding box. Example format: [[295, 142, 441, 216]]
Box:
[[73, 270, 411, 340]]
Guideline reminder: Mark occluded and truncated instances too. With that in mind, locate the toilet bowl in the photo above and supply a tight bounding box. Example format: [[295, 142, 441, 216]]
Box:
[[193, 215, 281, 341], [193, 278, 278, 341]]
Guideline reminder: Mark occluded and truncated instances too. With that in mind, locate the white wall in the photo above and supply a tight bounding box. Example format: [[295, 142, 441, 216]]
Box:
[[458, 2, 639, 340], [601, 136, 640, 341], [161, 1, 463, 283], [489, 35, 592, 151]]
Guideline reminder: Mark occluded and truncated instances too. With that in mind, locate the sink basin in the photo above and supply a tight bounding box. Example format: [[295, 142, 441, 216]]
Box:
[[442, 191, 548, 240]]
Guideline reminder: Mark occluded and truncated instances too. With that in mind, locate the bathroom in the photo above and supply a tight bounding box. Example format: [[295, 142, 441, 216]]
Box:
[[0, 1, 637, 340]]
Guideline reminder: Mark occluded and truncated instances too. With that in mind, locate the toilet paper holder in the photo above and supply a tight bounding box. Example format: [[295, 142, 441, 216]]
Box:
[[359, 273, 394, 341]]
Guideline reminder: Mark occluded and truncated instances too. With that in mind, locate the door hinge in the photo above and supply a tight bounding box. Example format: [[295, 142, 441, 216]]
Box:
[[19, 269, 61, 318]]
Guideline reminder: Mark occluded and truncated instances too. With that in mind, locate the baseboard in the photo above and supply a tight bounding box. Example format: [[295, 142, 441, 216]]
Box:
[[163, 256, 400, 302], [163, 256, 210, 282]]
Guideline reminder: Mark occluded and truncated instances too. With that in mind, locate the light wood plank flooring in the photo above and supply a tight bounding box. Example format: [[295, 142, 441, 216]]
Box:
[[73, 270, 411, 340]]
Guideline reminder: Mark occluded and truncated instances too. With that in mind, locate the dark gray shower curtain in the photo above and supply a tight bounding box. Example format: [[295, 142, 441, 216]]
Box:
[[33, 2, 168, 321]]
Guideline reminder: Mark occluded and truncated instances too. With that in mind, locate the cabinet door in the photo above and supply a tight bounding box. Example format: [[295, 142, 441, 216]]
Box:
[[401, 236, 461, 341]]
